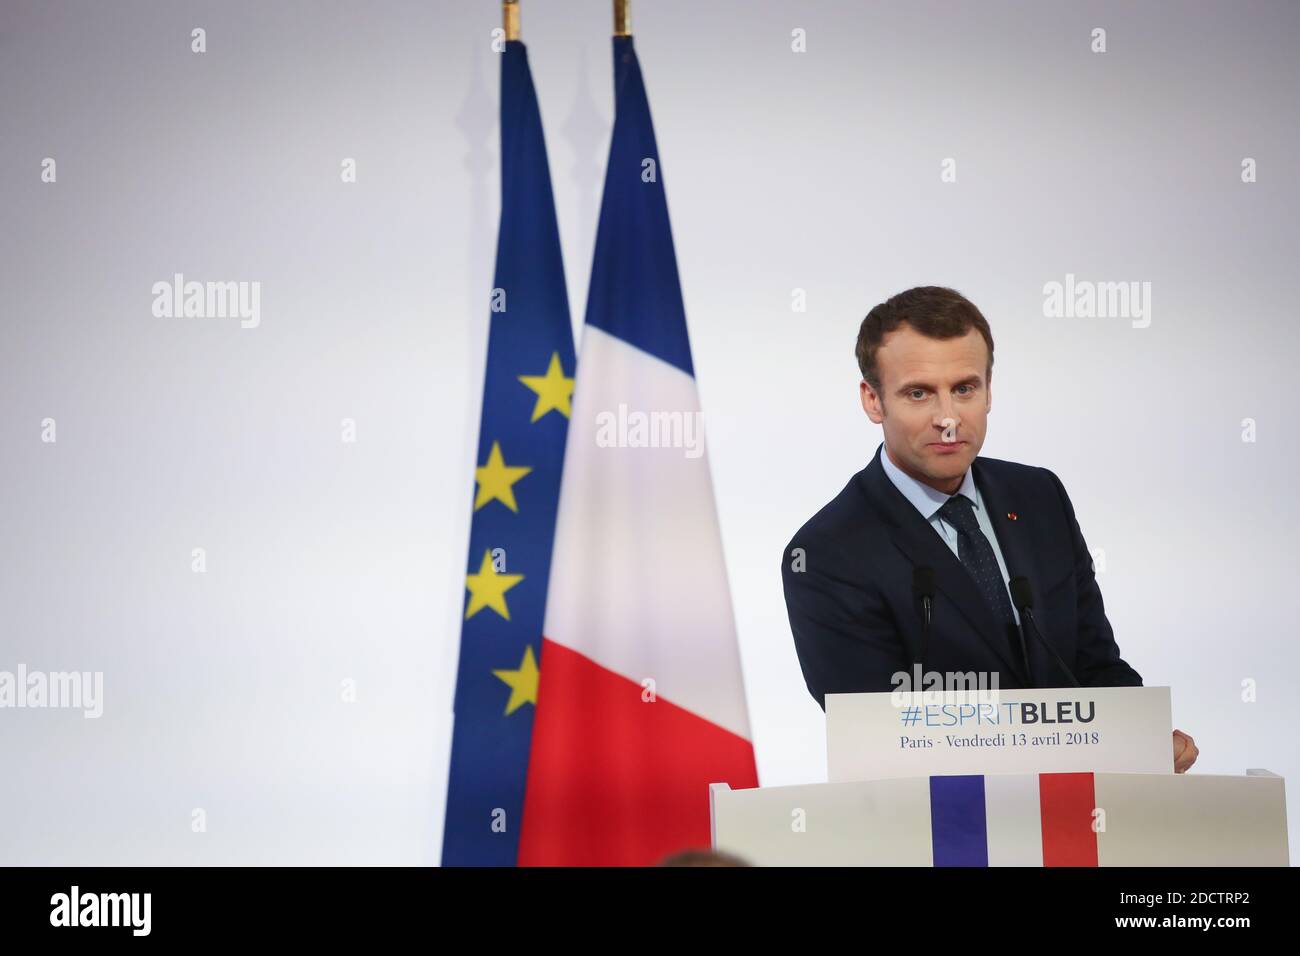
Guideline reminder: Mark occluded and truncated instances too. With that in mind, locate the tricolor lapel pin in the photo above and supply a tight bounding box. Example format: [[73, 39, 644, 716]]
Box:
[[1007, 512, 1018, 521]]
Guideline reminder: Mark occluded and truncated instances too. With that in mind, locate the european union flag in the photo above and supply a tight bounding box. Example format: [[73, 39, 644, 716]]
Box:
[[441, 38, 575, 867]]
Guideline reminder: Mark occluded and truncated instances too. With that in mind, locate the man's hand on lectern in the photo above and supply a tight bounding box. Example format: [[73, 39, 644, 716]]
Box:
[[1172, 729, 1199, 773]]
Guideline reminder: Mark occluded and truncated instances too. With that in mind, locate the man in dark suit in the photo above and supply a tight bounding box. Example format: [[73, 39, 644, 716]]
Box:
[[781, 286, 1198, 772]]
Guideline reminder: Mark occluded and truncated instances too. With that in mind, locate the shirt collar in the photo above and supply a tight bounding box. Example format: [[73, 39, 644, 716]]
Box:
[[878, 442, 980, 521]]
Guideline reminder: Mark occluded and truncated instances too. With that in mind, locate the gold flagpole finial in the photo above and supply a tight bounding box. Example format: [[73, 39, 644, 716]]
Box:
[[504, 0, 520, 42], [613, 0, 630, 37]]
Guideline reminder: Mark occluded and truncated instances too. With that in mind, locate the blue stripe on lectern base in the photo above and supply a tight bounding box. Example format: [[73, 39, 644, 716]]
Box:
[[930, 775, 989, 867]]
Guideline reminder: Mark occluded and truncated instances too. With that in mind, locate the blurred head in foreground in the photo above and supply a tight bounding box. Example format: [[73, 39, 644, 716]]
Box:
[[657, 848, 751, 867]]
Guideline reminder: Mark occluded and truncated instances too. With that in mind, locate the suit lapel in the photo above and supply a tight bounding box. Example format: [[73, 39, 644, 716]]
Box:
[[973, 458, 1059, 685], [861, 445, 1028, 682]]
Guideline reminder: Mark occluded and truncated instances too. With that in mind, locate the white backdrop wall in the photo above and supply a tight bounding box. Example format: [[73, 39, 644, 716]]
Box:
[[1, 0, 1296, 864]]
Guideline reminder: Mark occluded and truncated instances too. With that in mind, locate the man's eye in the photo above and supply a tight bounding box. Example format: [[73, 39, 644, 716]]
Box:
[[909, 390, 926, 400], [956, 385, 972, 395]]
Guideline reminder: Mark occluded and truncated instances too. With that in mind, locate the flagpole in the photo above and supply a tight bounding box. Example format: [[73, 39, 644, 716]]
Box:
[[504, 0, 520, 41], [613, 0, 630, 37]]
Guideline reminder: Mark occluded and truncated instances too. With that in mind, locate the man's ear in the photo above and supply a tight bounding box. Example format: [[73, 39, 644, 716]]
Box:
[[985, 375, 992, 413], [860, 380, 884, 424]]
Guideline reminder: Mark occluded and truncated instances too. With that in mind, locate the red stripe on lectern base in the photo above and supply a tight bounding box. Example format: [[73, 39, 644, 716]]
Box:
[[517, 638, 758, 867], [1039, 772, 1099, 867]]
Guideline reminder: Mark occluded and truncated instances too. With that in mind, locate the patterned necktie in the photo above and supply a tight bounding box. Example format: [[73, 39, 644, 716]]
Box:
[[936, 494, 1022, 662]]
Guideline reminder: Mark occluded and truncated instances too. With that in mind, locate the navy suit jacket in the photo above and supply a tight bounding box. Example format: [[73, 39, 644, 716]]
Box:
[[782, 443, 1143, 709]]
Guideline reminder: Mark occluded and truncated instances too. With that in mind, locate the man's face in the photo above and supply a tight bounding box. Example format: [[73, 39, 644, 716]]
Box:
[[859, 324, 991, 495]]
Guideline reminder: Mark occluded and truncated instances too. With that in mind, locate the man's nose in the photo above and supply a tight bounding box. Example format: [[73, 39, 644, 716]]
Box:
[[933, 396, 960, 430]]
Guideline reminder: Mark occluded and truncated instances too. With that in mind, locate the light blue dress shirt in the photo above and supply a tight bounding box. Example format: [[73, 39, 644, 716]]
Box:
[[879, 445, 1021, 626]]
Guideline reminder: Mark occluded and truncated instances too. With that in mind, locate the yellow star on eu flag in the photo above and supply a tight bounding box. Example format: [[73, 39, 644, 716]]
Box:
[[518, 352, 574, 422], [474, 441, 532, 512], [464, 550, 524, 621], [492, 644, 539, 716]]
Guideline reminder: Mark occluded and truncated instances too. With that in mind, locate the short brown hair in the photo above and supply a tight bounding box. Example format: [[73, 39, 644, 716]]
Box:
[[657, 848, 750, 867], [855, 286, 994, 394]]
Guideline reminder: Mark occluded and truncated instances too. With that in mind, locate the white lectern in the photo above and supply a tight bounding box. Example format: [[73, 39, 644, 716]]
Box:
[[710, 688, 1289, 866]]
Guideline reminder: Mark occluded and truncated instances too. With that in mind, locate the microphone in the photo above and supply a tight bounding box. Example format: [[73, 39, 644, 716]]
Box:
[[1008, 576, 1080, 688], [912, 567, 935, 670]]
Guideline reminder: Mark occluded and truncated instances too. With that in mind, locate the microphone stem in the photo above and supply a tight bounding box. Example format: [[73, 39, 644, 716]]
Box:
[[1023, 608, 1080, 687], [918, 597, 932, 671]]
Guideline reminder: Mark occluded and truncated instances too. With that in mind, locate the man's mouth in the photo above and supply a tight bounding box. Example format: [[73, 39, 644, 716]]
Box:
[[928, 441, 966, 454]]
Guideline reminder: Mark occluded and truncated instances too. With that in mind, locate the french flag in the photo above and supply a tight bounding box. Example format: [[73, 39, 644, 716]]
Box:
[[931, 773, 1099, 866], [517, 35, 759, 866]]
